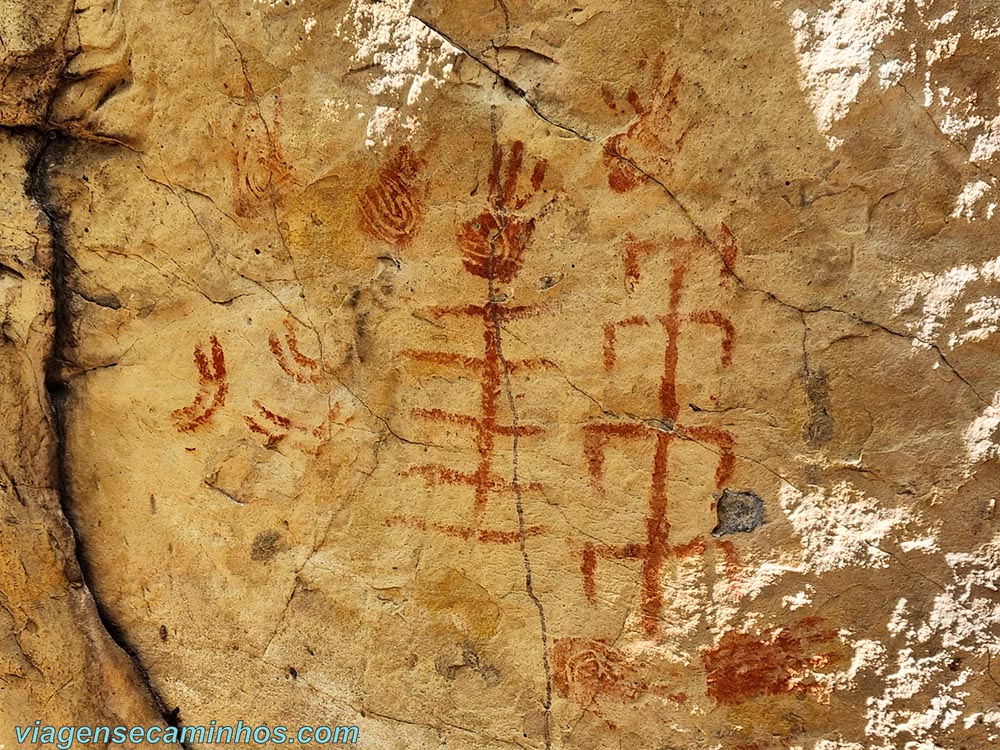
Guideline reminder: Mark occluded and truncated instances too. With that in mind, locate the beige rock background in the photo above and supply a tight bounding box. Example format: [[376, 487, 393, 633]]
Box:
[[2, 0, 1000, 749]]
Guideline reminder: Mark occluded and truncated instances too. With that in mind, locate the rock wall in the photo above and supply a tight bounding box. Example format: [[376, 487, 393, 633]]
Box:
[[2, 1, 999, 749]]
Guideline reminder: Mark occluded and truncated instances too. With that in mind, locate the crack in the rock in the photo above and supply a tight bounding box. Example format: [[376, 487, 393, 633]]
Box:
[[987, 652, 1000, 693], [872, 47, 1000, 188], [411, 13, 989, 410], [1, 460, 28, 507], [6, 120, 140, 152], [0, 599, 44, 677], [534, 350, 806, 494], [362, 706, 531, 750], [491, 303, 553, 749], [203, 479, 247, 506], [0, 259, 27, 280], [25, 131, 189, 748], [410, 13, 590, 144], [261, 576, 303, 658], [333, 377, 442, 449], [787, 302, 989, 406], [207, 1, 319, 338], [481, 114, 552, 750], [261, 434, 387, 656]]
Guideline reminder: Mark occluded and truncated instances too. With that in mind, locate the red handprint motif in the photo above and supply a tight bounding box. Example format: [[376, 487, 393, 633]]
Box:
[[602, 53, 692, 193], [172, 335, 228, 431], [458, 140, 548, 283], [702, 616, 844, 705]]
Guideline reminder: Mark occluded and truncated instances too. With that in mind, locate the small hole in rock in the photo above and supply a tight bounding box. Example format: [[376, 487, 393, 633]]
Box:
[[711, 489, 764, 537]]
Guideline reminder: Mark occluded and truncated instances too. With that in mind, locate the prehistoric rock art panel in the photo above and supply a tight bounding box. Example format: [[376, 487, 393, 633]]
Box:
[[6, 1, 1000, 748], [579, 231, 739, 637], [388, 133, 553, 543]]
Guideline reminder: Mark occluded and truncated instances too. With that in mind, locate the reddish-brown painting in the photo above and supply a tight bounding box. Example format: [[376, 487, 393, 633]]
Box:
[[579, 230, 738, 635], [458, 139, 548, 283], [358, 145, 425, 248], [390, 136, 553, 545], [172, 335, 228, 432], [243, 400, 341, 456], [385, 515, 546, 545], [395, 302, 552, 536], [702, 616, 843, 705], [718, 223, 739, 278], [601, 54, 692, 193], [552, 638, 687, 712], [268, 318, 320, 385], [602, 315, 650, 369], [231, 105, 294, 220]]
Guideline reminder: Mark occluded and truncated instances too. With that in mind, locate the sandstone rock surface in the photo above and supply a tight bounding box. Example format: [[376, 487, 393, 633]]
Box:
[[2, 1, 999, 749]]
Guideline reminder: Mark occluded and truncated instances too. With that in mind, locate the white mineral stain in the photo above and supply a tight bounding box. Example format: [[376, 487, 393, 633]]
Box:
[[899, 535, 939, 553], [863, 534, 1000, 747], [965, 711, 1000, 728], [779, 481, 909, 573], [955, 295, 1000, 346], [815, 636, 885, 695], [894, 254, 1000, 349], [806, 741, 867, 750], [973, 18, 1000, 40], [928, 8, 958, 31], [964, 390, 1000, 471], [865, 654, 972, 747], [788, 2, 1000, 219], [878, 56, 914, 88], [782, 586, 814, 609], [970, 115, 1000, 161], [788, 0, 906, 146], [952, 179, 998, 220], [336, 0, 458, 148], [887, 597, 909, 636], [939, 536, 1000, 650]]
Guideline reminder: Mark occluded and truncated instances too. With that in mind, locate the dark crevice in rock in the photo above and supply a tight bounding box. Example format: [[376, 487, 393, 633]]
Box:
[[25, 132, 188, 742], [73, 286, 123, 310], [26, 135, 75, 379]]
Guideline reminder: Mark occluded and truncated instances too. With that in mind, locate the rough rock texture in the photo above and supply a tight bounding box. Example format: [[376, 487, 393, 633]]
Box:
[[0, 131, 174, 744], [2, 1, 1000, 749]]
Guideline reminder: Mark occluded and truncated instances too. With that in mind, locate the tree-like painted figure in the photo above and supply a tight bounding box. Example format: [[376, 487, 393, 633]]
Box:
[[580, 231, 739, 636], [389, 132, 554, 543]]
